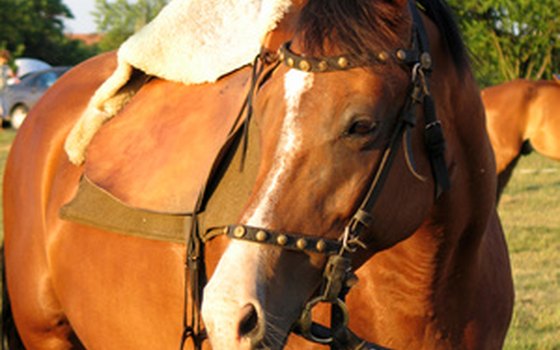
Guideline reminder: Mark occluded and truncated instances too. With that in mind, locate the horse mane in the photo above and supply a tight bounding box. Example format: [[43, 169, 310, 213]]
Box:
[[297, 0, 469, 74]]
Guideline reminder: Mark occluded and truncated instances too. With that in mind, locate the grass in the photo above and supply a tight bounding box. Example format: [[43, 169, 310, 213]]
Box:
[[499, 153, 560, 350], [0, 130, 558, 348]]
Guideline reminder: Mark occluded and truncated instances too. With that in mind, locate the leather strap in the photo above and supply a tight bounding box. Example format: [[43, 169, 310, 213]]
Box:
[[226, 225, 342, 255], [409, 0, 450, 197]]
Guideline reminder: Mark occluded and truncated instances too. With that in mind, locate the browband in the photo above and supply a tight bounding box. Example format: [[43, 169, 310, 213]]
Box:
[[278, 42, 420, 73]]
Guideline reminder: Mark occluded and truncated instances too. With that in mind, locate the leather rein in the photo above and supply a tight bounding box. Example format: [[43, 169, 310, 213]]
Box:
[[181, 2, 449, 349]]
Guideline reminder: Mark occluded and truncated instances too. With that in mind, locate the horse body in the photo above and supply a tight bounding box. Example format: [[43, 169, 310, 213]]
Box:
[[3, 1, 513, 349], [482, 79, 560, 197]]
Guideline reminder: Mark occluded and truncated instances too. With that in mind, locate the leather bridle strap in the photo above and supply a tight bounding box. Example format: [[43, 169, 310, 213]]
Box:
[[346, 0, 448, 241], [346, 87, 418, 240], [409, 0, 450, 198], [225, 225, 342, 254], [179, 54, 276, 350]]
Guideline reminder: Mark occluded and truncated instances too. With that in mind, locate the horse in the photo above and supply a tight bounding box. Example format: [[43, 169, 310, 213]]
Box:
[[482, 78, 560, 199], [2, 0, 514, 349]]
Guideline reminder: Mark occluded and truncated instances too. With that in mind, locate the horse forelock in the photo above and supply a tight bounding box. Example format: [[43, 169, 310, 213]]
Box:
[[297, 0, 469, 74], [297, 0, 409, 61]]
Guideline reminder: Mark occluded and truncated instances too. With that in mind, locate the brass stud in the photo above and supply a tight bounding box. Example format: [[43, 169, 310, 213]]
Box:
[[279, 51, 285, 61], [337, 57, 349, 68], [377, 51, 389, 63], [299, 60, 311, 72], [316, 240, 327, 252], [396, 49, 407, 61], [287, 57, 295, 67], [318, 60, 328, 72], [277, 234, 288, 246], [420, 52, 432, 69], [297, 238, 308, 250], [233, 226, 246, 238], [256, 230, 268, 242]]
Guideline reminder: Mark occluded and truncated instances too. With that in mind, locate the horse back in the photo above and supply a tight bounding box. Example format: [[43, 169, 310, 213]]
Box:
[[482, 79, 560, 173]]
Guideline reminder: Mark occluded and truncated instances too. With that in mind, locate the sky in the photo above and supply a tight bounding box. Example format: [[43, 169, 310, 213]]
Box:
[[63, 0, 97, 34]]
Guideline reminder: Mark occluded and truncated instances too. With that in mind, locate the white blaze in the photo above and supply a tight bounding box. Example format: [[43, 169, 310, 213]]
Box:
[[245, 69, 315, 226]]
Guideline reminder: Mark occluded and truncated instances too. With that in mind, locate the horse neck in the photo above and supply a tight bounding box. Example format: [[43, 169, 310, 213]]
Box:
[[365, 224, 442, 300], [351, 207, 488, 345], [356, 16, 498, 318]]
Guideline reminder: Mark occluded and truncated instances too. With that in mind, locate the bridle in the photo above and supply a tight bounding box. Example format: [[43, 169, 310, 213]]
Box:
[[181, 1, 450, 349]]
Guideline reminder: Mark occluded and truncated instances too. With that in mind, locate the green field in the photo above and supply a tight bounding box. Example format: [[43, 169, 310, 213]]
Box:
[[499, 153, 560, 350], [0, 129, 558, 348]]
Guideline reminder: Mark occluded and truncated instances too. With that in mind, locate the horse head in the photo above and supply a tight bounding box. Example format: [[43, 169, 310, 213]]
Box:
[[201, 0, 480, 348]]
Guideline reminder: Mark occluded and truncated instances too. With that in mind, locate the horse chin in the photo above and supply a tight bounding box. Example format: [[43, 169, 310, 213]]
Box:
[[253, 325, 290, 350]]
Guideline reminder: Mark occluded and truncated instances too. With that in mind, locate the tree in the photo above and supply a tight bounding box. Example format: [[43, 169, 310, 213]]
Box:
[[448, 0, 560, 87], [0, 0, 99, 66], [93, 0, 169, 51]]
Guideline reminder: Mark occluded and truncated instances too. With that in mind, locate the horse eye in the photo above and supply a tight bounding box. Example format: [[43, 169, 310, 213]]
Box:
[[346, 118, 378, 136]]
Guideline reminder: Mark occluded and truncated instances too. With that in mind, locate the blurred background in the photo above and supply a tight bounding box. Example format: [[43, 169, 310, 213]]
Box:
[[0, 0, 169, 67]]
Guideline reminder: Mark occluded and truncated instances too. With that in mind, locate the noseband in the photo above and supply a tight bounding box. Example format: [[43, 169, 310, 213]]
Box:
[[182, 1, 450, 349]]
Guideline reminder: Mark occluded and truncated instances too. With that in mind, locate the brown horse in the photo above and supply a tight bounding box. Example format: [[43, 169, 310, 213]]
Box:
[[482, 78, 560, 199], [3, 1, 513, 349]]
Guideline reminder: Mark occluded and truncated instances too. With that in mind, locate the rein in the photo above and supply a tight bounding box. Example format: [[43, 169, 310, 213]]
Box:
[[180, 1, 449, 349]]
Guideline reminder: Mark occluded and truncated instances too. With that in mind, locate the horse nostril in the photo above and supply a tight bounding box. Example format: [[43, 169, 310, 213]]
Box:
[[238, 303, 260, 338]]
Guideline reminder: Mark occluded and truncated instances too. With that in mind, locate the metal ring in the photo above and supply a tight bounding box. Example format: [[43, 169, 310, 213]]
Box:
[[297, 296, 349, 344], [411, 62, 421, 83]]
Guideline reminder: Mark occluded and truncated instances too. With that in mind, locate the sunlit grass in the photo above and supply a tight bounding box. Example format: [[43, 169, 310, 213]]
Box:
[[0, 132, 557, 348], [499, 153, 560, 350]]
